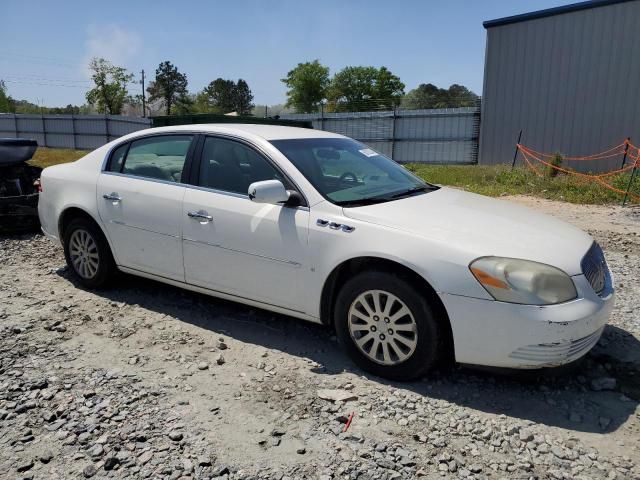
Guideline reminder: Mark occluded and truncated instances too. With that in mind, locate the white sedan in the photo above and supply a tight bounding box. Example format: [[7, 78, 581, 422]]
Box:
[[38, 125, 614, 380]]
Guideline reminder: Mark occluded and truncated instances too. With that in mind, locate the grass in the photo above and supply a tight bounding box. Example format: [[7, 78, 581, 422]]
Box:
[[29, 147, 89, 169], [407, 163, 640, 205], [27, 148, 639, 205]]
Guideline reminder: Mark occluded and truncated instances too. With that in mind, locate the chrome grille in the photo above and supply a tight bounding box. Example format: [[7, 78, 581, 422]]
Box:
[[581, 242, 609, 296]]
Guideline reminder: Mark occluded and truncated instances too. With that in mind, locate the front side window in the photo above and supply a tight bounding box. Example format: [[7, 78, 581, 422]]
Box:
[[119, 135, 193, 182], [198, 137, 287, 195], [271, 138, 436, 206]]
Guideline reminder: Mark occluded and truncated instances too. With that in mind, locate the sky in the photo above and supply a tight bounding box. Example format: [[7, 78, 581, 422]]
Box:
[[2, 0, 574, 108]]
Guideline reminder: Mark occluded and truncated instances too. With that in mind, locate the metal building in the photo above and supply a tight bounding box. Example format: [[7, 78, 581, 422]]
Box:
[[479, 0, 640, 171]]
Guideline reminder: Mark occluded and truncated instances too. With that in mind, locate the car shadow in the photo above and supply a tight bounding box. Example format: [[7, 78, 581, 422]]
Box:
[[58, 268, 640, 435]]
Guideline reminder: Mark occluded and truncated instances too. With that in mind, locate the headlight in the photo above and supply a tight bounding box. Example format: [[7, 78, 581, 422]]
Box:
[[469, 257, 577, 305]]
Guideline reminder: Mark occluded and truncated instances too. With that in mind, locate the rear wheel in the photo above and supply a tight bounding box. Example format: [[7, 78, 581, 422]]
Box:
[[63, 217, 116, 288], [334, 271, 443, 381]]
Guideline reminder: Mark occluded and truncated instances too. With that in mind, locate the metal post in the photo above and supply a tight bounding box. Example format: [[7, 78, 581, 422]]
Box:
[[105, 115, 110, 143], [264, 105, 267, 118], [320, 103, 325, 131], [141, 69, 146, 118], [13, 113, 18, 138], [71, 115, 77, 149], [390, 107, 397, 160], [622, 155, 638, 206], [620, 137, 630, 169], [511, 129, 523, 169], [41, 114, 47, 147]]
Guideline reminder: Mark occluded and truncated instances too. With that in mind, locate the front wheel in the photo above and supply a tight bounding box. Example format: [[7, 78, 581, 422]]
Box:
[[62, 217, 117, 288], [334, 271, 443, 381]]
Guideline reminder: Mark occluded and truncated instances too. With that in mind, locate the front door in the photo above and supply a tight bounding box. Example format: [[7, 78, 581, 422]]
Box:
[[182, 136, 309, 311], [97, 134, 194, 281]]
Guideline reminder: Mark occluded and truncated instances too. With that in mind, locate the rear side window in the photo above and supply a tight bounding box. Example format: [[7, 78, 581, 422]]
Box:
[[120, 135, 193, 182], [108, 143, 129, 172]]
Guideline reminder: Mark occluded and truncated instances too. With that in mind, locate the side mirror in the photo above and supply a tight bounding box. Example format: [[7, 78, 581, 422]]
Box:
[[248, 180, 290, 205]]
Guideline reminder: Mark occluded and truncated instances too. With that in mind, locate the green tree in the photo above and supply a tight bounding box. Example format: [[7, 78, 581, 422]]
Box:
[[281, 60, 330, 113], [327, 66, 404, 111], [0, 81, 16, 113], [85, 57, 133, 114], [203, 78, 236, 112], [402, 83, 478, 109], [146, 61, 189, 115], [234, 79, 254, 115]]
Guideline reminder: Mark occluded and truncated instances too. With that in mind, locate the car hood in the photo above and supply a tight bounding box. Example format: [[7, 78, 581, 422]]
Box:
[[342, 187, 592, 276]]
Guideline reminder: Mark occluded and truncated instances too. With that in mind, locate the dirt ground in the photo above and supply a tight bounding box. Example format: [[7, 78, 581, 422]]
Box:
[[0, 196, 639, 480]]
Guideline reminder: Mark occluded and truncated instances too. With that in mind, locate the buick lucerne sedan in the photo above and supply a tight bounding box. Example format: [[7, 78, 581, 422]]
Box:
[[38, 125, 614, 380]]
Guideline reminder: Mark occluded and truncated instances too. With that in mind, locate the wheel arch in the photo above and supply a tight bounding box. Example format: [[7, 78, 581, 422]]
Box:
[[320, 256, 455, 362], [58, 207, 118, 264]]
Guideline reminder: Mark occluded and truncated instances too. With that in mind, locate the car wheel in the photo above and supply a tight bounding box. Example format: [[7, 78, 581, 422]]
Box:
[[63, 217, 117, 288], [334, 271, 443, 381]]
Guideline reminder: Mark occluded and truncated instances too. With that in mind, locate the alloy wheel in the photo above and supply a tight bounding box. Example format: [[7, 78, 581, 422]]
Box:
[[348, 289, 418, 366], [69, 229, 100, 279]]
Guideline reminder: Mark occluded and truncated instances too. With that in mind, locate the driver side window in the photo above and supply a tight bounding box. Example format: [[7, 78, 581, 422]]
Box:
[[198, 137, 287, 195]]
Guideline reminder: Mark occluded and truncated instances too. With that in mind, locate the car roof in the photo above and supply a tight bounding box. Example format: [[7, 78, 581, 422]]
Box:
[[136, 124, 345, 141]]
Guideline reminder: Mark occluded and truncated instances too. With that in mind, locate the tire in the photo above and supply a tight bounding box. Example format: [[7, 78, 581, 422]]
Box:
[[62, 217, 117, 288], [334, 270, 443, 381]]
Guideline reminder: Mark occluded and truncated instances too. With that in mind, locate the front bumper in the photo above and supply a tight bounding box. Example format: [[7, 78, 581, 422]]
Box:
[[441, 274, 615, 368]]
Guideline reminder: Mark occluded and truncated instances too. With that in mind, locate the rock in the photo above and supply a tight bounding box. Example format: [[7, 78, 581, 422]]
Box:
[[211, 465, 230, 476], [103, 456, 120, 470], [297, 447, 306, 454], [89, 444, 104, 457], [519, 429, 534, 442], [271, 427, 286, 437], [39, 451, 54, 464], [217, 339, 228, 350], [17, 459, 34, 472], [168, 431, 183, 441], [83, 464, 97, 478], [138, 451, 153, 465], [216, 354, 226, 366], [317, 389, 358, 403], [590, 377, 617, 391], [197, 362, 209, 370]]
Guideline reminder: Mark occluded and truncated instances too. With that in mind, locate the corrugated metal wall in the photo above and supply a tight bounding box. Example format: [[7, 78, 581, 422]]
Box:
[[479, 0, 640, 172], [282, 107, 480, 164], [0, 114, 151, 150]]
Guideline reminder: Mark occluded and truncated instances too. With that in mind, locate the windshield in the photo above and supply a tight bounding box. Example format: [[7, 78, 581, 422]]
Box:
[[270, 138, 437, 206]]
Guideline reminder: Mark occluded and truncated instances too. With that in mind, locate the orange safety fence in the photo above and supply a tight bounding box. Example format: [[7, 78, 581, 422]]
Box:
[[515, 140, 640, 203]]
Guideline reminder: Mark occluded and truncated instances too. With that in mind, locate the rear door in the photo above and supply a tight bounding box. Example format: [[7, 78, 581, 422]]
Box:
[[97, 134, 196, 281], [182, 135, 309, 311]]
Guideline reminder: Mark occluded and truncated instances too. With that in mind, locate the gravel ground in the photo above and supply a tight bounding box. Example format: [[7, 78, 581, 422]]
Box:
[[0, 196, 638, 480]]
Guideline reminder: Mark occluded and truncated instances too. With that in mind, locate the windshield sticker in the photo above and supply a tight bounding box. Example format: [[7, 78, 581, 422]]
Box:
[[359, 148, 378, 157]]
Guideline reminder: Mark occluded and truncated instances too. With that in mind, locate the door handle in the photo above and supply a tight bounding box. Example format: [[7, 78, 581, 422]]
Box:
[[187, 210, 213, 222], [102, 192, 122, 202]]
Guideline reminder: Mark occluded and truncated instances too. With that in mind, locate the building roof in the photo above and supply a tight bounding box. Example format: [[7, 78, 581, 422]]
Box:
[[483, 0, 636, 28]]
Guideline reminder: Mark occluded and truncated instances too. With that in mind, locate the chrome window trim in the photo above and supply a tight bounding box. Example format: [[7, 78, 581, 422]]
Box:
[[100, 131, 202, 172], [101, 171, 187, 188]]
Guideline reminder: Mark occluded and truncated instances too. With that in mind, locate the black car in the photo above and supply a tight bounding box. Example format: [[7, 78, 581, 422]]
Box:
[[0, 139, 42, 233]]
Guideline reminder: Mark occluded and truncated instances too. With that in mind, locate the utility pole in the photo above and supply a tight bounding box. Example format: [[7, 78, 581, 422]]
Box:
[[140, 69, 146, 117]]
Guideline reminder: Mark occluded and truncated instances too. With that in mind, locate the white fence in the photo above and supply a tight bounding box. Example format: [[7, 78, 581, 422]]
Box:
[[0, 114, 151, 150]]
